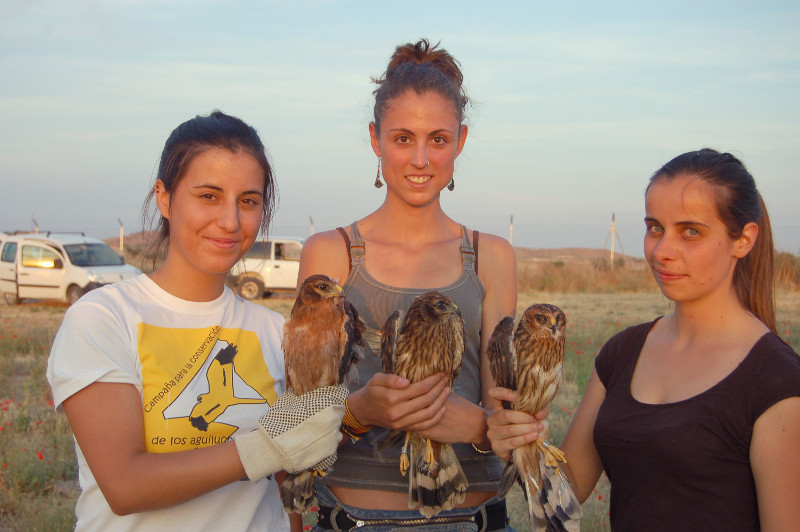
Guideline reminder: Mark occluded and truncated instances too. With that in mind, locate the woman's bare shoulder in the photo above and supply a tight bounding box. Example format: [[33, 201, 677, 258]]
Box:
[[305, 228, 348, 251], [298, 228, 351, 286], [472, 231, 516, 271]]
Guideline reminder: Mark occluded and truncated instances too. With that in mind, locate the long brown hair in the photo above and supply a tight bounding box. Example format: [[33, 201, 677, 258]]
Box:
[[648, 148, 776, 332]]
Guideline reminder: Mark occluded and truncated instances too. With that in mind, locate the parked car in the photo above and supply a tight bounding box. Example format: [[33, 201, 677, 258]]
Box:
[[228, 237, 304, 299], [0, 232, 141, 305]]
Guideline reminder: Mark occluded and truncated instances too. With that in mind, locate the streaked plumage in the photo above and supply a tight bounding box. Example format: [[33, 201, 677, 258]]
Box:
[[488, 303, 581, 532], [380, 291, 468, 518], [279, 274, 366, 513]]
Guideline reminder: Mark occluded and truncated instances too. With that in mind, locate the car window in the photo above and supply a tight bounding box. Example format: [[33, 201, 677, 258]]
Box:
[[280, 241, 302, 261], [21, 245, 61, 268], [64, 243, 124, 266], [1, 242, 17, 263]]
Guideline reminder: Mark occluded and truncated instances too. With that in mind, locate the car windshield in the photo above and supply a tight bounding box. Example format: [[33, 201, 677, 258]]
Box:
[[64, 243, 124, 266]]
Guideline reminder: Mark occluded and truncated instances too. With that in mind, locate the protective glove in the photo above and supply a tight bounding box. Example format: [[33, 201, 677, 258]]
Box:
[[235, 384, 348, 481]]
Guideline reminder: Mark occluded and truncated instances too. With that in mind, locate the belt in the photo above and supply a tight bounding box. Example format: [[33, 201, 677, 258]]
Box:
[[316, 500, 508, 531]]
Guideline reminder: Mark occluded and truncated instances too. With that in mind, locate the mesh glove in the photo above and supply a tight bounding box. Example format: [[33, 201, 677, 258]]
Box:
[[235, 384, 348, 481]]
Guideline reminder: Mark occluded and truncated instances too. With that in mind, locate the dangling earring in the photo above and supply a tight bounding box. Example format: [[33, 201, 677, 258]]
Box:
[[447, 177, 455, 191], [374, 158, 384, 188]]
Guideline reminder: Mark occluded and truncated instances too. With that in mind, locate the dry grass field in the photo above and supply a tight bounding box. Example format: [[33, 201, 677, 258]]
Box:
[[1, 249, 799, 531]]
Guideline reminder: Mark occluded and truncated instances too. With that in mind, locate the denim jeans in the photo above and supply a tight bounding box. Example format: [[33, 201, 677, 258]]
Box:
[[313, 484, 517, 532]]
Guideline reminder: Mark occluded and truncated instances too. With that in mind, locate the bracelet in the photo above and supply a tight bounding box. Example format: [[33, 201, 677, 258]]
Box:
[[471, 442, 492, 455], [341, 399, 373, 442]]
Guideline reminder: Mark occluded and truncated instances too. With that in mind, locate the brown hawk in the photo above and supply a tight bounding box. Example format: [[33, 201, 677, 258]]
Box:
[[488, 303, 581, 532], [279, 274, 366, 513], [379, 291, 468, 518]]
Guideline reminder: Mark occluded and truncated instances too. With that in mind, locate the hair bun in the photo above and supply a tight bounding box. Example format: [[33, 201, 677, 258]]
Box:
[[372, 38, 469, 127], [385, 38, 463, 87]]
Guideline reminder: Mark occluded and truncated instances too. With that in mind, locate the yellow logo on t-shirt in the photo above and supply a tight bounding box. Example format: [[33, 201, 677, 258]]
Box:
[[138, 324, 279, 452]]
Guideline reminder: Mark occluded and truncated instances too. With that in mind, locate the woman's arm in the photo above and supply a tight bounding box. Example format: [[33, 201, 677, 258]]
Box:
[[476, 233, 518, 447], [65, 380, 345, 516], [64, 382, 246, 515], [751, 396, 800, 531], [476, 233, 517, 407], [558, 368, 606, 503]]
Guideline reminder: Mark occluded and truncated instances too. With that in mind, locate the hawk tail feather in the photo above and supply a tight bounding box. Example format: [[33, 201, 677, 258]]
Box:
[[280, 470, 317, 514], [496, 459, 519, 500], [519, 452, 582, 532], [408, 441, 467, 518], [536, 460, 582, 532]]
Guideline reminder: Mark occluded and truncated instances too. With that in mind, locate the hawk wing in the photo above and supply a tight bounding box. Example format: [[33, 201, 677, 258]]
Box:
[[450, 310, 466, 382], [487, 315, 517, 409], [338, 299, 367, 386], [380, 309, 402, 375]]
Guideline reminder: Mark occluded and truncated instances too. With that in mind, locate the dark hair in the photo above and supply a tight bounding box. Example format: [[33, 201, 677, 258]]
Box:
[[142, 110, 276, 267], [648, 148, 775, 332], [372, 38, 469, 132]]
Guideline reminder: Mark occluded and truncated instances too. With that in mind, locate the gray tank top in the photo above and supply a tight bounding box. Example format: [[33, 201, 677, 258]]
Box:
[[321, 222, 503, 493]]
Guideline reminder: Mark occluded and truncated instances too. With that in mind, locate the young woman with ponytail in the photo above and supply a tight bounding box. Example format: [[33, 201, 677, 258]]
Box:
[[299, 39, 527, 530], [488, 148, 800, 531]]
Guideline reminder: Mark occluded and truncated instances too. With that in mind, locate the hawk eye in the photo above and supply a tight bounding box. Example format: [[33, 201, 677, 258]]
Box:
[[317, 282, 328, 291], [535, 313, 547, 325], [436, 301, 448, 310]]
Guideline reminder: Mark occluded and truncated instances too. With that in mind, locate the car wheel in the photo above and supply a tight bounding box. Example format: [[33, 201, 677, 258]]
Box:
[[238, 278, 264, 300], [67, 285, 84, 306], [3, 292, 21, 305]]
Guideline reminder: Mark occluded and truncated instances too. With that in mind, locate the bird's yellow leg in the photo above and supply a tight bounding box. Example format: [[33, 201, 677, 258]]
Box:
[[424, 438, 435, 468], [535, 438, 567, 470], [400, 432, 411, 476], [313, 469, 327, 478]]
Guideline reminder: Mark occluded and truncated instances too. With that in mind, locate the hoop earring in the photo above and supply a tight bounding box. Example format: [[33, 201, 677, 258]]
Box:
[[447, 178, 455, 191], [374, 158, 384, 188]]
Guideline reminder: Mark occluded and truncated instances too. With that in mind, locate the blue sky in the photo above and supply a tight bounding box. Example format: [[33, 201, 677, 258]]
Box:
[[1, 0, 798, 256]]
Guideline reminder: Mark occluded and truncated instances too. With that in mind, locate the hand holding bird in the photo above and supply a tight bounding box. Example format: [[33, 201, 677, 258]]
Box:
[[279, 274, 367, 514], [487, 303, 582, 532], [378, 291, 468, 518]]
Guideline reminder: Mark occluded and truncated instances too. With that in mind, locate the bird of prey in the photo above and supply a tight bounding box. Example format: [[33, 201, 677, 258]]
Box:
[[279, 274, 366, 513], [379, 291, 468, 518], [487, 303, 581, 532]]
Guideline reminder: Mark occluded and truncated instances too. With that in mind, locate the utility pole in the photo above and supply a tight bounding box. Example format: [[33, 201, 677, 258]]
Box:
[[117, 218, 124, 257], [603, 213, 625, 269], [509, 215, 514, 246], [32, 217, 39, 233], [309, 216, 315, 236]]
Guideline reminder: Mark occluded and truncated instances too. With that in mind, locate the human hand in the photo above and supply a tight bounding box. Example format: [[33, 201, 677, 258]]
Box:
[[235, 384, 347, 480], [347, 372, 450, 431], [486, 386, 547, 462], [415, 392, 486, 444]]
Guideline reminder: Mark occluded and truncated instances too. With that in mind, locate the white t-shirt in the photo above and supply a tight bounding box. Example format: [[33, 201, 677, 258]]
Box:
[[47, 274, 289, 531]]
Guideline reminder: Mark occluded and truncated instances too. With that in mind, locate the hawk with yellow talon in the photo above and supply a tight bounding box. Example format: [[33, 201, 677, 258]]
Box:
[[379, 291, 467, 518], [279, 274, 366, 514], [488, 303, 582, 532]]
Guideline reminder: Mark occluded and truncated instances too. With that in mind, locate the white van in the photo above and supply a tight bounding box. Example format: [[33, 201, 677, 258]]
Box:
[[0, 232, 141, 305], [228, 237, 304, 299]]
